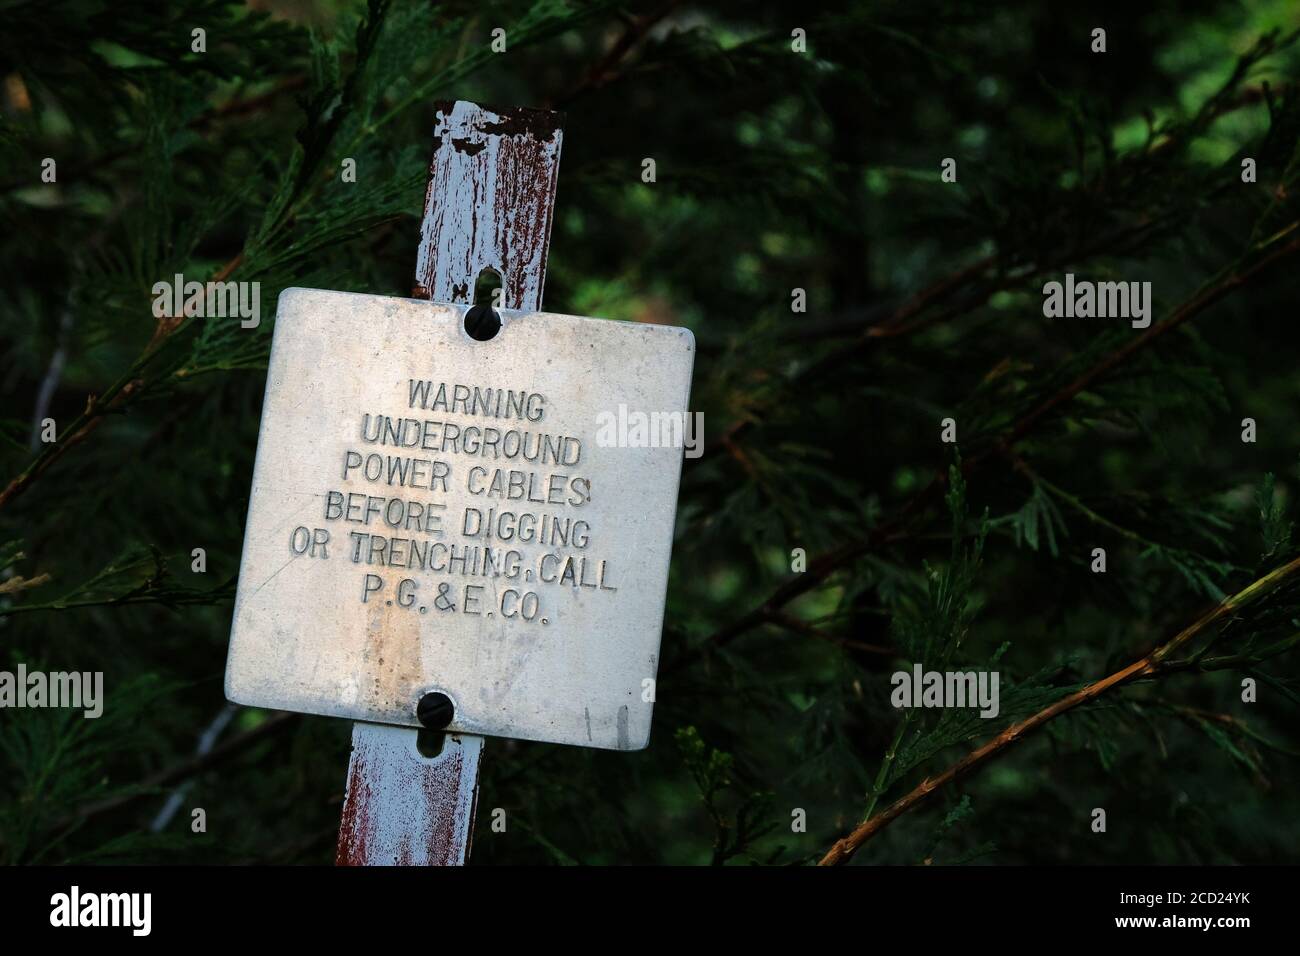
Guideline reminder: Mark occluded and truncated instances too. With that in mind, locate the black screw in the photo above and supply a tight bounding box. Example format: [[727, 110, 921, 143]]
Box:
[[417, 692, 454, 729], [464, 304, 501, 341]]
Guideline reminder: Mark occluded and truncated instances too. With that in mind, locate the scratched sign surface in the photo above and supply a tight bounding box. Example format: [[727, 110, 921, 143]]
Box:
[[225, 288, 694, 750]]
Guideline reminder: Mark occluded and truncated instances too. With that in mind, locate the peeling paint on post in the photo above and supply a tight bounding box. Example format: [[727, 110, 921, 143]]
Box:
[[413, 100, 564, 311], [336, 726, 484, 866], [336, 100, 563, 867]]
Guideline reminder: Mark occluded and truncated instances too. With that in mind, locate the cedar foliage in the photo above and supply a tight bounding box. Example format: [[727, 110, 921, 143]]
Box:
[[1, 0, 1299, 865]]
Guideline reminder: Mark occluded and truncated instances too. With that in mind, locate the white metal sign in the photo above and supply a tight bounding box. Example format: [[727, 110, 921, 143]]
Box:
[[225, 288, 694, 750]]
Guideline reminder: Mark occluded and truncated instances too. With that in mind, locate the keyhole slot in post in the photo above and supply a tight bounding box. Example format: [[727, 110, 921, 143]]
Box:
[[473, 267, 503, 308], [465, 268, 504, 341], [416, 691, 453, 758], [416, 729, 447, 759]]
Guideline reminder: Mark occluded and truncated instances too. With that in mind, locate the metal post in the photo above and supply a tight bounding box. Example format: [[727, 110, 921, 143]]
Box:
[[335, 100, 564, 866]]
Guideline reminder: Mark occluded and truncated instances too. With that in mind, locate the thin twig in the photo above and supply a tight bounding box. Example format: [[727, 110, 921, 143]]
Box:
[[696, 231, 1300, 663], [765, 609, 893, 655], [548, 1, 681, 109], [51, 711, 299, 837], [819, 555, 1300, 865], [149, 703, 240, 833]]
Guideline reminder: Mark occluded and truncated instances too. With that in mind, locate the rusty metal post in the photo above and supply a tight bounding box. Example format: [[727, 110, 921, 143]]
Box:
[[335, 100, 564, 866]]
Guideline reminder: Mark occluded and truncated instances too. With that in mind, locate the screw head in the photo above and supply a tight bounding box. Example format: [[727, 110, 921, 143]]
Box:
[[416, 692, 454, 729]]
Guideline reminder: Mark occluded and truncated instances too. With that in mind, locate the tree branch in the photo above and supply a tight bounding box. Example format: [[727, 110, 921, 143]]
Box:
[[548, 1, 681, 109], [50, 710, 299, 838], [818, 554, 1300, 865], [696, 229, 1300, 663]]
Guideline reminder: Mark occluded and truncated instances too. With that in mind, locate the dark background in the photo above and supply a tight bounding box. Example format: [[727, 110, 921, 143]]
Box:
[[1, 0, 1298, 865]]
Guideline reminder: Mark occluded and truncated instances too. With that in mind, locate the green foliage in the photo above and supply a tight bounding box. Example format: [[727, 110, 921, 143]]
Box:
[[2, 0, 1300, 866], [1257, 471, 1293, 561], [676, 726, 777, 865]]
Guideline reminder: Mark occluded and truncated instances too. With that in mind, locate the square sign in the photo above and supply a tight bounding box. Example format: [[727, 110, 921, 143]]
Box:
[[225, 288, 695, 750]]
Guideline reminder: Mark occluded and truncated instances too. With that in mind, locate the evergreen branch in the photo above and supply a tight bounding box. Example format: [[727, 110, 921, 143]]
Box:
[[0, 385, 136, 514], [818, 554, 1300, 865], [49, 711, 299, 837], [670, 538, 872, 672], [1145, 629, 1300, 679], [1010, 457, 1146, 544], [0, 2, 628, 515], [765, 609, 894, 655], [723, 43, 1297, 434], [1007, 455, 1237, 595], [696, 225, 1300, 666], [787, 206, 1197, 392], [863, 707, 916, 822], [0, 74, 310, 197], [343, 0, 620, 158], [0, 251, 245, 515], [760, 82, 1285, 355], [0, 546, 234, 619], [771, 53, 1295, 388], [548, 0, 681, 109], [1167, 704, 1300, 761], [0, 582, 234, 618], [866, 255, 997, 339], [995, 232, 1300, 453], [723, 209, 1181, 446]]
